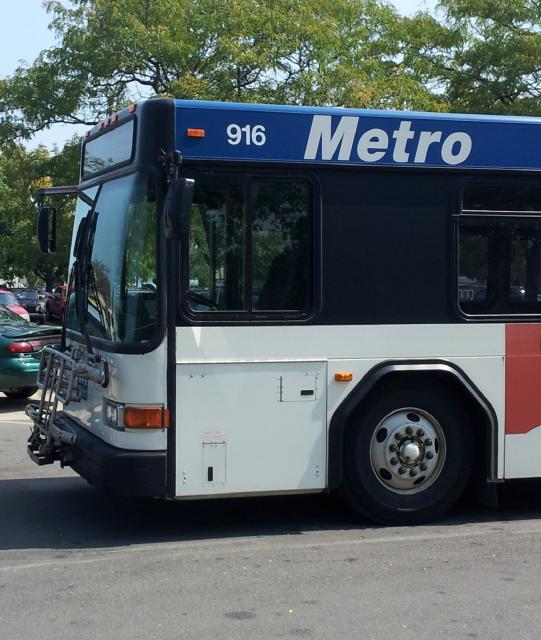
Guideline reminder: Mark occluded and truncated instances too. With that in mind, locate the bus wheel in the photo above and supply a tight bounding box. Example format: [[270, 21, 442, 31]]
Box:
[[343, 381, 474, 525]]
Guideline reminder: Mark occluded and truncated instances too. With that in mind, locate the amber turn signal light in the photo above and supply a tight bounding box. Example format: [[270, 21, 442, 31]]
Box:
[[123, 407, 170, 429], [335, 372, 353, 382]]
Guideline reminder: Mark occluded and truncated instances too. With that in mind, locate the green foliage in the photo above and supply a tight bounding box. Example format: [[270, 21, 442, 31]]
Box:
[[0, 141, 78, 288], [0, 0, 448, 145], [435, 0, 541, 114], [2, 0, 541, 141]]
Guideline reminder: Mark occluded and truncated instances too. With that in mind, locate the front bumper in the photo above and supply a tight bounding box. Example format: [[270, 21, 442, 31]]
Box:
[[27, 411, 167, 498]]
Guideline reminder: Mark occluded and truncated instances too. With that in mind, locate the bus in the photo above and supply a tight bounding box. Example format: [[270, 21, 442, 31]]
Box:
[[26, 98, 541, 524]]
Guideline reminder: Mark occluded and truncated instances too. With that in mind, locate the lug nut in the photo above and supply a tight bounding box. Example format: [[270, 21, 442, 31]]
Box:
[[417, 429, 425, 437], [395, 433, 402, 440], [398, 467, 406, 475], [405, 426, 413, 435], [420, 463, 428, 471], [389, 444, 397, 452], [409, 469, 417, 477], [426, 452, 434, 460], [390, 457, 398, 466], [424, 438, 433, 447]]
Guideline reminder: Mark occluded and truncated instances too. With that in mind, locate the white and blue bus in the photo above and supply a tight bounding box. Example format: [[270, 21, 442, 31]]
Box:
[[27, 99, 541, 524]]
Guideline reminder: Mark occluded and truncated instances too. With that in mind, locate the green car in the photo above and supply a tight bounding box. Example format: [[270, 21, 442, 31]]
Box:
[[0, 304, 61, 399]]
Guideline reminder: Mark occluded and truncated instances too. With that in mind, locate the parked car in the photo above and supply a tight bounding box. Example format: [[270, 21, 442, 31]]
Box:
[[45, 285, 68, 321], [0, 289, 30, 321], [0, 304, 61, 398], [12, 288, 46, 324]]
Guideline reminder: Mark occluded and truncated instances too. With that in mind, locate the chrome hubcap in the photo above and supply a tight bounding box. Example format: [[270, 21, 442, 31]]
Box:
[[400, 440, 422, 466], [370, 408, 446, 494]]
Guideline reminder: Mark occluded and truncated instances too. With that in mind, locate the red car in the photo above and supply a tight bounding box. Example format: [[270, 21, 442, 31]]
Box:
[[0, 289, 30, 321], [45, 285, 68, 321]]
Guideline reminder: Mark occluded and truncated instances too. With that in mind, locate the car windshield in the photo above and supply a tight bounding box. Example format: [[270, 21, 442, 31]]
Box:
[[66, 173, 159, 345], [0, 292, 19, 306], [14, 290, 38, 302]]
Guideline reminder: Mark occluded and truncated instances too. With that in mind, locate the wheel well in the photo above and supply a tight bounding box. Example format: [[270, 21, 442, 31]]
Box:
[[328, 365, 497, 490]]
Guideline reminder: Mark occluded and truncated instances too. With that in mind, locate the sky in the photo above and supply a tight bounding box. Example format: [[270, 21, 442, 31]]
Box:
[[0, 0, 438, 149]]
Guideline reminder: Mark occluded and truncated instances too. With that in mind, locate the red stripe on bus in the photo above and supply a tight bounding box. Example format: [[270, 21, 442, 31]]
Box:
[[505, 323, 541, 434]]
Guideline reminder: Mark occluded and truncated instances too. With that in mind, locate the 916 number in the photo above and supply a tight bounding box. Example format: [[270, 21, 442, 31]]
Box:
[[227, 123, 266, 146]]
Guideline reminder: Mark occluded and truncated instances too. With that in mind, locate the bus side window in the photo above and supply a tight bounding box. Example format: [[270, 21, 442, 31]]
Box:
[[459, 181, 541, 316], [252, 180, 311, 312], [187, 175, 312, 315], [188, 178, 246, 312]]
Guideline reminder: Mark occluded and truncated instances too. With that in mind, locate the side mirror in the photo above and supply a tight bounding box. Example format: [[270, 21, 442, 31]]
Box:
[[37, 206, 57, 254], [164, 178, 194, 239]]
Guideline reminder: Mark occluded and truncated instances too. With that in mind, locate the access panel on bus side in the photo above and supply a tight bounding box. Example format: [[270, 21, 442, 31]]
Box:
[[175, 361, 327, 497]]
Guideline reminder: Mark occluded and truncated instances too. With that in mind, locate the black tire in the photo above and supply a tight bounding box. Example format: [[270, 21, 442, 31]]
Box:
[[4, 386, 39, 399], [343, 379, 474, 525]]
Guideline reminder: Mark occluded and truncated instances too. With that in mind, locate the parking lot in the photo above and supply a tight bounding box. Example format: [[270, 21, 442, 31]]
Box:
[[2, 393, 541, 640]]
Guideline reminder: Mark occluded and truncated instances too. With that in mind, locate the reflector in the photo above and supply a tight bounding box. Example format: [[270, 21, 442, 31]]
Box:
[[186, 128, 205, 138]]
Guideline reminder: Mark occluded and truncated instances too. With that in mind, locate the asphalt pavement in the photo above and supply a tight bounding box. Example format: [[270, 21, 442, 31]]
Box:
[[2, 392, 541, 640]]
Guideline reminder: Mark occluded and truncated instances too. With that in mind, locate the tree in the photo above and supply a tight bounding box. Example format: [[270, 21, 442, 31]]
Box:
[[0, 141, 79, 289], [0, 0, 446, 144], [430, 0, 541, 115]]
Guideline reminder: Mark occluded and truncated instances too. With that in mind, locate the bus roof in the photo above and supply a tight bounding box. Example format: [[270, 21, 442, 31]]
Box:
[[174, 99, 541, 171]]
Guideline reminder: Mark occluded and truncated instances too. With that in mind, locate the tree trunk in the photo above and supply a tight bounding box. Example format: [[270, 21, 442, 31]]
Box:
[[45, 273, 55, 292]]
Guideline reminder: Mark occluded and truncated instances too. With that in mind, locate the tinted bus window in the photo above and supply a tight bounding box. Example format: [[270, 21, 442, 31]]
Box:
[[463, 183, 541, 213], [459, 218, 541, 315], [252, 181, 311, 311], [187, 175, 312, 314], [83, 120, 135, 178]]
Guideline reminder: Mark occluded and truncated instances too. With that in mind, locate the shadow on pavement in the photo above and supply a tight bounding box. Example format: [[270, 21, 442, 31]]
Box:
[[1, 476, 359, 551], [0, 396, 35, 414], [1, 474, 541, 552]]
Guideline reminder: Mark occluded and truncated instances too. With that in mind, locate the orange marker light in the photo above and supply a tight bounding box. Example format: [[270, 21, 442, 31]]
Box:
[[123, 407, 169, 429], [186, 128, 205, 138], [335, 372, 353, 382]]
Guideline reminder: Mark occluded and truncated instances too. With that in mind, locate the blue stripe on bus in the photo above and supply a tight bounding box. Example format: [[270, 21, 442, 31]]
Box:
[[174, 100, 541, 170]]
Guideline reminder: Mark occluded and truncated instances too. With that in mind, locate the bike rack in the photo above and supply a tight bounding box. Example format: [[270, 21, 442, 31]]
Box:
[[26, 345, 108, 464]]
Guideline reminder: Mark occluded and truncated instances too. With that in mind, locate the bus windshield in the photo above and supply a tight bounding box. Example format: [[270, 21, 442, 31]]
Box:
[[67, 173, 159, 345]]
